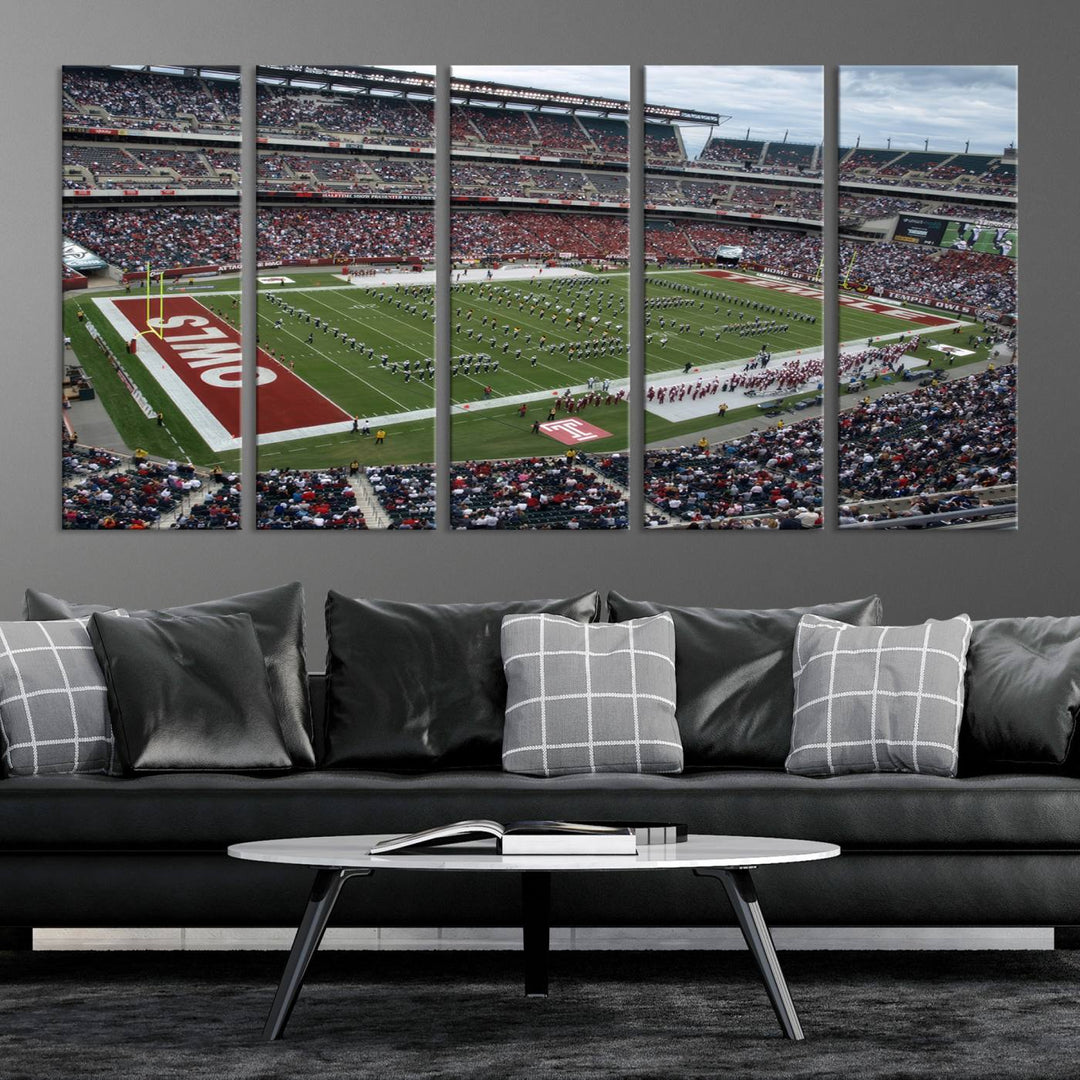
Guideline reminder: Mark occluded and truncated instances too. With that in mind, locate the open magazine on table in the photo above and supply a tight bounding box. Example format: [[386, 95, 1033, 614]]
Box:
[[369, 820, 687, 856]]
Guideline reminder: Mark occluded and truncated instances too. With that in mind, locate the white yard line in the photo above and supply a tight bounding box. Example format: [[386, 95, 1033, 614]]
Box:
[[301, 289, 434, 358], [255, 309, 417, 414]]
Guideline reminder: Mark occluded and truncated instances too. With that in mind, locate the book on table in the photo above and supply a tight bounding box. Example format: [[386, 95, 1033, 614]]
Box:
[[370, 820, 641, 856]]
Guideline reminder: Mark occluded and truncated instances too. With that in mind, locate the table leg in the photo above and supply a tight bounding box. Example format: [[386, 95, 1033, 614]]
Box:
[[694, 868, 804, 1040], [522, 871, 551, 997], [262, 868, 369, 1041]]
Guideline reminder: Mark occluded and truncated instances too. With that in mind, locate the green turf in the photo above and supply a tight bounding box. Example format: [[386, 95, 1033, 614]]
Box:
[[64, 264, 977, 471], [645, 270, 821, 366]]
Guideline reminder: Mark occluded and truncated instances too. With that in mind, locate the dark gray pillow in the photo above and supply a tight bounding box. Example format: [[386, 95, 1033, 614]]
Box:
[[25, 584, 314, 768], [786, 614, 972, 778], [607, 593, 883, 767], [323, 590, 601, 770], [88, 611, 291, 774], [501, 612, 682, 777], [0, 618, 119, 776], [961, 616, 1080, 772]]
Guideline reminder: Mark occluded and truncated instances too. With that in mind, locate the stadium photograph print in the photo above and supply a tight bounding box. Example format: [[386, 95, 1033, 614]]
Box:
[[254, 64, 437, 530], [449, 65, 630, 531], [642, 66, 824, 530], [837, 66, 1017, 530], [61, 65, 242, 530]]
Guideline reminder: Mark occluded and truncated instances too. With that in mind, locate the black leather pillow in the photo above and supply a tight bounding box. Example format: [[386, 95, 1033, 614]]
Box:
[[88, 611, 292, 774], [323, 590, 601, 770], [25, 584, 314, 768], [607, 593, 883, 767], [960, 617, 1080, 772]]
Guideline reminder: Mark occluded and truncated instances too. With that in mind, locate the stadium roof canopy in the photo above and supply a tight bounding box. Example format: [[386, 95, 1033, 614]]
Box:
[[452, 75, 722, 124], [259, 65, 436, 98], [108, 64, 239, 83], [255, 64, 722, 123]]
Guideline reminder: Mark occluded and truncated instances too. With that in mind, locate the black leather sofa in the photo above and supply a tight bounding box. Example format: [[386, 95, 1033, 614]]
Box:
[[4, 672, 1080, 935], [5, 587, 1080, 941]]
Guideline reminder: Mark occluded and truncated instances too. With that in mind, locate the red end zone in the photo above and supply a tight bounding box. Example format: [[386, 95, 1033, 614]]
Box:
[[696, 269, 956, 328], [111, 295, 349, 438]]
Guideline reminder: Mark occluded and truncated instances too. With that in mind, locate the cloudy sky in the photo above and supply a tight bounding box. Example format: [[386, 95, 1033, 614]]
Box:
[[441, 65, 1017, 157], [453, 66, 823, 158], [647, 66, 823, 157], [841, 66, 1017, 154]]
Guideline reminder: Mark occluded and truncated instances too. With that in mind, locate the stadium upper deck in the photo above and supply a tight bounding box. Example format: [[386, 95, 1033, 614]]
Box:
[[62, 64, 1015, 303], [838, 145, 1016, 198], [63, 66, 240, 134]]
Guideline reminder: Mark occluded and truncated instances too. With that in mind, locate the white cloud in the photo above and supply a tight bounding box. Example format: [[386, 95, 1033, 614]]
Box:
[[840, 66, 1017, 153], [647, 66, 823, 158], [445, 65, 1017, 158]]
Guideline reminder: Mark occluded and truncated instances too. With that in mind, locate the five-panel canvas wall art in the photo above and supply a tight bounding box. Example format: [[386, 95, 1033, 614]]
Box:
[[61, 64, 1017, 530]]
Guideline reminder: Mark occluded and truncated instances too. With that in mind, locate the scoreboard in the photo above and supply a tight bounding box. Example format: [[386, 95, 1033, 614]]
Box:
[[892, 215, 1018, 257], [893, 215, 947, 247]]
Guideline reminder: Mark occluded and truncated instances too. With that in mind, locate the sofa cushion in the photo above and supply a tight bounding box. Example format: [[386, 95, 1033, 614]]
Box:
[[2, 770, 1078, 851], [24, 584, 314, 768], [501, 612, 682, 777], [323, 591, 601, 770], [88, 611, 291, 774], [607, 593, 883, 767], [961, 616, 1080, 772], [0, 619, 119, 777], [786, 614, 972, 778]]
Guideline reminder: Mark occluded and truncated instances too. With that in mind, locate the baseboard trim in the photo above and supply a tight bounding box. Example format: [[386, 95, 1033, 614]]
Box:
[[30, 925, 1055, 952]]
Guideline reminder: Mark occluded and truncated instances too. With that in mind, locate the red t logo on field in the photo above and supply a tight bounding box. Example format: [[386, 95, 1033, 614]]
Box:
[[540, 418, 612, 445]]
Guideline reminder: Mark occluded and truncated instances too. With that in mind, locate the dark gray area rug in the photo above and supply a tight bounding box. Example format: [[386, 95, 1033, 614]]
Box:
[[0, 948, 1073, 1079]]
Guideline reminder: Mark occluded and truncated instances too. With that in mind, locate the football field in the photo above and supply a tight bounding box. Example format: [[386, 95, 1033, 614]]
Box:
[[65, 264, 980, 470]]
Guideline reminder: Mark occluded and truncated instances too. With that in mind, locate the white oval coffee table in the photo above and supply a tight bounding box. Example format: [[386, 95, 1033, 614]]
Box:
[[229, 833, 839, 1042]]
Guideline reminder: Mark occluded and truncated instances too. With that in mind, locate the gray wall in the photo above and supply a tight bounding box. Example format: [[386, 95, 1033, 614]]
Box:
[[1, 0, 1069, 657]]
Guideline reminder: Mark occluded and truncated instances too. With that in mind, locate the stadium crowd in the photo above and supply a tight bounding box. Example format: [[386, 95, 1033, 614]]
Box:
[[839, 147, 1016, 197], [644, 418, 823, 526], [366, 465, 437, 528], [258, 206, 434, 261], [65, 144, 242, 192], [450, 210, 626, 261], [838, 365, 1017, 505], [257, 152, 432, 193], [64, 67, 239, 132], [698, 138, 765, 167], [62, 438, 240, 529], [63, 206, 239, 272], [255, 465, 435, 529], [255, 468, 367, 529], [257, 85, 433, 143], [644, 221, 1013, 315], [840, 241, 1015, 315], [451, 456, 628, 529], [61, 198, 1013, 321]]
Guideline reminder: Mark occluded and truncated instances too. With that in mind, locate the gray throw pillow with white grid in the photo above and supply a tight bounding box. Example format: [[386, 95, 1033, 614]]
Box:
[[0, 619, 119, 776], [501, 612, 683, 777], [786, 613, 972, 778]]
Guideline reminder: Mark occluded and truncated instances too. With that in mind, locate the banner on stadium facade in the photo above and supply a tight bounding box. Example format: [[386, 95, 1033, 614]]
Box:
[[120, 263, 224, 282], [63, 237, 107, 272]]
